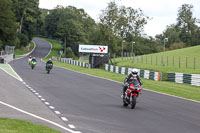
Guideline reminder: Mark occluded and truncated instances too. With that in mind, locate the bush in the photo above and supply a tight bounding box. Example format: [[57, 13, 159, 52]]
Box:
[[169, 42, 186, 50], [18, 33, 29, 47], [65, 47, 75, 58]]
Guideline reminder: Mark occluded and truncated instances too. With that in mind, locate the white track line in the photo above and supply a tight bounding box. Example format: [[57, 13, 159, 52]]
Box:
[[13, 40, 36, 60], [45, 102, 50, 105], [54, 65, 200, 104], [0, 101, 78, 133], [68, 124, 75, 129], [8, 64, 23, 81], [49, 106, 55, 109], [61, 117, 68, 121], [41, 98, 45, 101], [55, 111, 61, 115]]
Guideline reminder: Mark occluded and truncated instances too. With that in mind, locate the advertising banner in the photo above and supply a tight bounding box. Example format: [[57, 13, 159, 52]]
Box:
[[79, 45, 108, 53]]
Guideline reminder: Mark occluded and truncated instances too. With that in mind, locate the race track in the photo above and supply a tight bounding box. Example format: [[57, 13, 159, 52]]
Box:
[[10, 38, 200, 133]]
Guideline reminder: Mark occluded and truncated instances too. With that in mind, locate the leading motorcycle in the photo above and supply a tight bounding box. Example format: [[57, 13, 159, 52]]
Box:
[[31, 60, 36, 69], [122, 79, 142, 109]]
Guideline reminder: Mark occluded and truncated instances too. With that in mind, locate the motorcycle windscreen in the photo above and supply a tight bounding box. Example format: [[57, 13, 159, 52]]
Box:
[[128, 79, 140, 87]]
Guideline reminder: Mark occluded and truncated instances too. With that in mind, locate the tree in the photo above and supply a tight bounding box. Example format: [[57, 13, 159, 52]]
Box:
[[176, 4, 198, 46], [11, 0, 41, 46], [0, 0, 17, 48], [44, 6, 63, 38], [56, 7, 86, 57]]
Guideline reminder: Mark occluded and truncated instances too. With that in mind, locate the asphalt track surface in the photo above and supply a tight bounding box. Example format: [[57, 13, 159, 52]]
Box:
[[10, 38, 200, 133]]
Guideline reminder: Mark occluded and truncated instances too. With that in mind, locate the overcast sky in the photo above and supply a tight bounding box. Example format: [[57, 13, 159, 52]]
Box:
[[39, 0, 200, 37]]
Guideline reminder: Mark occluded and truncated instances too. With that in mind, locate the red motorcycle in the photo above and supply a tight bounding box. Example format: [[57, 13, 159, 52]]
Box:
[[123, 79, 142, 109]]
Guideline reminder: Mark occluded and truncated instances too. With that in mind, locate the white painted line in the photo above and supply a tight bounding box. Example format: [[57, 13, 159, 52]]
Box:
[[28, 86, 31, 89], [41, 98, 45, 101], [38, 95, 42, 98], [26, 85, 29, 87], [145, 89, 200, 104], [35, 93, 39, 95], [0, 101, 77, 133], [49, 106, 55, 109], [45, 102, 50, 105], [55, 111, 61, 115], [8, 64, 23, 82], [61, 117, 68, 121], [32, 90, 36, 93], [0, 67, 23, 82], [68, 124, 75, 129], [13, 40, 36, 60], [54, 65, 200, 104], [23, 82, 26, 84]]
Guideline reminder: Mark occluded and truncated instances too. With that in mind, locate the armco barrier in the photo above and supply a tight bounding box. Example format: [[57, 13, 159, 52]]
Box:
[[58, 57, 91, 68], [167, 73, 200, 86], [104, 64, 162, 81]]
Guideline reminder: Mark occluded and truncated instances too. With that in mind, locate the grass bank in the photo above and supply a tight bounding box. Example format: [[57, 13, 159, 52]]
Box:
[[113, 45, 200, 74], [14, 41, 35, 58], [0, 118, 60, 133], [42, 37, 200, 101]]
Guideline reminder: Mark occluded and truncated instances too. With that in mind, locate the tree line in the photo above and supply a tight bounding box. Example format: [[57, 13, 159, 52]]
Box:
[[1, 0, 200, 57], [155, 4, 200, 50], [0, 0, 41, 49]]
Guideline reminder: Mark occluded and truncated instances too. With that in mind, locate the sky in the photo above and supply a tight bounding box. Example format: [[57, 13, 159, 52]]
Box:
[[39, 0, 200, 37]]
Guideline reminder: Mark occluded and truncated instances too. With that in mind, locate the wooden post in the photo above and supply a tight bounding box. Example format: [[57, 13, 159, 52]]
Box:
[[167, 56, 168, 66], [146, 56, 147, 64], [156, 56, 157, 65], [186, 57, 188, 69], [142, 56, 143, 63]]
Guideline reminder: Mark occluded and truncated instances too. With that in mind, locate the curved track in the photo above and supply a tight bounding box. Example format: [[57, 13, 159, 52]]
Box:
[[10, 38, 200, 133]]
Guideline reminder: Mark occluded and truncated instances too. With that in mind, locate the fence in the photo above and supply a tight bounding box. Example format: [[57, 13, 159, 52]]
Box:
[[52, 56, 91, 68], [109, 53, 200, 71], [168, 73, 200, 86], [104, 64, 162, 81]]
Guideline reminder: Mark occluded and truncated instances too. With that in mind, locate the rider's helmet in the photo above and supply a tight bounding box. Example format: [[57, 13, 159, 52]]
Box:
[[49, 58, 51, 61], [131, 68, 138, 75]]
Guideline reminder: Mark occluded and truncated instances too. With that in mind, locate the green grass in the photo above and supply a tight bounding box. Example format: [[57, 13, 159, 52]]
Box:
[[40, 37, 200, 101], [0, 64, 22, 81], [14, 41, 35, 57], [0, 118, 60, 133], [112, 45, 200, 74]]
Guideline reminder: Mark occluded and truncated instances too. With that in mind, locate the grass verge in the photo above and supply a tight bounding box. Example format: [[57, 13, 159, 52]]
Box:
[[14, 41, 35, 58], [0, 118, 60, 133], [112, 45, 200, 74], [41, 37, 200, 101]]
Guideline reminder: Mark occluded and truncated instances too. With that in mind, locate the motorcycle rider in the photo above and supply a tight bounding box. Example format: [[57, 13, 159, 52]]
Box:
[[31, 57, 37, 63], [28, 56, 32, 64], [46, 58, 53, 69], [122, 68, 143, 97]]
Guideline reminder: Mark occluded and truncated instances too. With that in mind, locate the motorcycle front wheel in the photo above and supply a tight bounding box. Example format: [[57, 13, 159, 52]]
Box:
[[123, 97, 128, 107], [130, 95, 137, 109]]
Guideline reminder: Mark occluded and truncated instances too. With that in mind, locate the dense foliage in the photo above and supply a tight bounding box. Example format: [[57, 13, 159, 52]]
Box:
[[1, 0, 200, 57], [0, 0, 41, 49], [155, 4, 200, 50]]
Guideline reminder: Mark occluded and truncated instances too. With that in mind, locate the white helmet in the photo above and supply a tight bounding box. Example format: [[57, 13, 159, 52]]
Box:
[[131, 68, 138, 75]]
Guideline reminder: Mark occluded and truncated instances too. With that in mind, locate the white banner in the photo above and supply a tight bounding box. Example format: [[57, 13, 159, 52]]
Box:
[[79, 45, 108, 53]]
